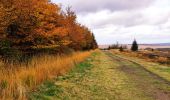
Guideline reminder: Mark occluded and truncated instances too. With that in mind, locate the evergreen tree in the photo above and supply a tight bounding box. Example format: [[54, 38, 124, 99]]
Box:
[[131, 39, 138, 51], [108, 46, 111, 50], [119, 46, 123, 52]]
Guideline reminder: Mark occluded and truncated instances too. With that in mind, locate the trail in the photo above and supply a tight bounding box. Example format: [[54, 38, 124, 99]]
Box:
[[105, 51, 170, 100], [30, 51, 170, 100]]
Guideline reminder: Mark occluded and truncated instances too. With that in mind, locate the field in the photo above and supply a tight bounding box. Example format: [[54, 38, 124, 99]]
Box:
[[116, 49, 170, 65], [24, 50, 170, 100]]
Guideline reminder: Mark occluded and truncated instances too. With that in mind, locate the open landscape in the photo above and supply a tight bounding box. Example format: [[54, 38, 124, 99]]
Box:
[[0, 0, 170, 100], [28, 50, 170, 100], [99, 43, 170, 50]]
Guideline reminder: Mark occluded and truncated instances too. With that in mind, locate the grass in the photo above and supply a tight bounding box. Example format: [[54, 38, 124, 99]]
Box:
[[116, 49, 170, 65], [28, 52, 96, 99], [29, 50, 170, 100], [2, 49, 170, 99], [109, 50, 170, 82], [0, 51, 93, 100], [28, 81, 63, 100], [106, 51, 170, 100]]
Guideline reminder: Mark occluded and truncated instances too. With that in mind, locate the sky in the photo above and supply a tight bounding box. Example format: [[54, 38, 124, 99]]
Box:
[[52, 0, 170, 45]]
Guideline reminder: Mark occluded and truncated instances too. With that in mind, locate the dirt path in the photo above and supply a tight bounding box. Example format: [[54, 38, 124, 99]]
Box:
[[105, 51, 170, 100], [29, 51, 170, 100]]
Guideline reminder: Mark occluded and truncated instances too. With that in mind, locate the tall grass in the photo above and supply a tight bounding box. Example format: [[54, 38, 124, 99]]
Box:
[[0, 51, 92, 100]]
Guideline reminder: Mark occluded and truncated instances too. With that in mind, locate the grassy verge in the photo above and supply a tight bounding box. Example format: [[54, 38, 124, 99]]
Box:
[[29, 50, 162, 100], [0, 51, 93, 100], [28, 52, 98, 100]]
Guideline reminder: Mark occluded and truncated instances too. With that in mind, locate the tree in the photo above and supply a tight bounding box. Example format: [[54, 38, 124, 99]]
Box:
[[91, 33, 98, 49], [0, 0, 98, 56], [119, 46, 123, 52], [0, 0, 64, 46], [131, 39, 138, 51]]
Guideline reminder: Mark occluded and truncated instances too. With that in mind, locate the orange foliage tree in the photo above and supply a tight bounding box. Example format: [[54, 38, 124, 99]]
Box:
[[0, 0, 98, 57]]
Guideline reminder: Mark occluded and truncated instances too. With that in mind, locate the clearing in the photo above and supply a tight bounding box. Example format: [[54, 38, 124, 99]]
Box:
[[29, 50, 170, 100]]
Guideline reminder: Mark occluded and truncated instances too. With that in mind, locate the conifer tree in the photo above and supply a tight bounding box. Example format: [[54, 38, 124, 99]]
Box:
[[119, 46, 123, 52], [131, 39, 138, 51]]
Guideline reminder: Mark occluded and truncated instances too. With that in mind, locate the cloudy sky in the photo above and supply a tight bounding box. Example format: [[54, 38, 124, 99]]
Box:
[[52, 0, 170, 45]]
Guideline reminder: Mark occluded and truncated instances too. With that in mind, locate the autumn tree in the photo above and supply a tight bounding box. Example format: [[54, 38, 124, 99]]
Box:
[[61, 7, 82, 50], [0, 0, 37, 46], [0, 0, 98, 58]]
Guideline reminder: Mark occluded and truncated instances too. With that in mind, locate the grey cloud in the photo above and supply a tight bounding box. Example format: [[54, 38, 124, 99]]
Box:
[[52, 0, 154, 13], [78, 9, 170, 30], [52, 0, 170, 44], [95, 11, 145, 27], [77, 10, 146, 29]]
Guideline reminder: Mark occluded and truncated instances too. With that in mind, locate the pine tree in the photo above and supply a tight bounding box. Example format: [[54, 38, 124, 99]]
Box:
[[131, 39, 138, 51], [119, 46, 123, 52]]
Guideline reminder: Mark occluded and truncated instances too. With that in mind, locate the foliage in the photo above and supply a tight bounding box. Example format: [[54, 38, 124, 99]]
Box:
[[0, 0, 98, 58], [131, 39, 138, 51], [108, 42, 127, 50], [0, 39, 23, 63], [119, 46, 124, 52]]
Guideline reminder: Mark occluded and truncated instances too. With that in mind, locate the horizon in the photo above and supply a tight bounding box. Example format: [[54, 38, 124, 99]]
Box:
[[99, 42, 170, 46], [52, 0, 170, 45], [1, 0, 170, 99]]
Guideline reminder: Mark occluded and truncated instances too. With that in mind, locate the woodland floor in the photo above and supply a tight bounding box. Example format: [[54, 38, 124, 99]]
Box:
[[29, 50, 170, 100]]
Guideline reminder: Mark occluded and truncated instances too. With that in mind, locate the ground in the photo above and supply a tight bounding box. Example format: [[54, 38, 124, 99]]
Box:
[[29, 50, 170, 100]]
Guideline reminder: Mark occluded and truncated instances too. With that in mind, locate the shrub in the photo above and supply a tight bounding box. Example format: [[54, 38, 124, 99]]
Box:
[[157, 57, 168, 64]]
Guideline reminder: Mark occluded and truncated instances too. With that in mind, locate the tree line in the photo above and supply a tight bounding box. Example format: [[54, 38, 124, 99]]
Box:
[[0, 0, 98, 60], [107, 39, 138, 52]]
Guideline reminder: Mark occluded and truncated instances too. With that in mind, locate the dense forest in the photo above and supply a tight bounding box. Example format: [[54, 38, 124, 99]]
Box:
[[0, 0, 98, 61]]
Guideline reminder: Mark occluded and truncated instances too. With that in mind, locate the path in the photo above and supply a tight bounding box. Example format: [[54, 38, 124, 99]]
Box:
[[29, 51, 170, 100]]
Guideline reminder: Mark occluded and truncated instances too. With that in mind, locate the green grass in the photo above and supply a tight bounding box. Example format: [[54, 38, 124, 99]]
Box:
[[28, 51, 170, 100], [28, 52, 96, 100], [28, 81, 63, 100], [153, 66, 170, 73]]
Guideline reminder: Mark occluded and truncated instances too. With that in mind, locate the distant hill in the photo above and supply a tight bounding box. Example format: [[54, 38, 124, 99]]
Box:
[[140, 43, 170, 46], [99, 45, 110, 49], [137, 43, 170, 49], [99, 43, 170, 49]]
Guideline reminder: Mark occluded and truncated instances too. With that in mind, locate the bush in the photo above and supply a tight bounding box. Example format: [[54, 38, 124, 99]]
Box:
[[157, 57, 168, 64], [0, 40, 11, 55], [0, 40, 23, 64]]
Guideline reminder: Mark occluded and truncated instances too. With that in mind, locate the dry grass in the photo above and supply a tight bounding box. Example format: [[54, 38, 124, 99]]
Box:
[[0, 51, 92, 100], [111, 49, 170, 65]]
